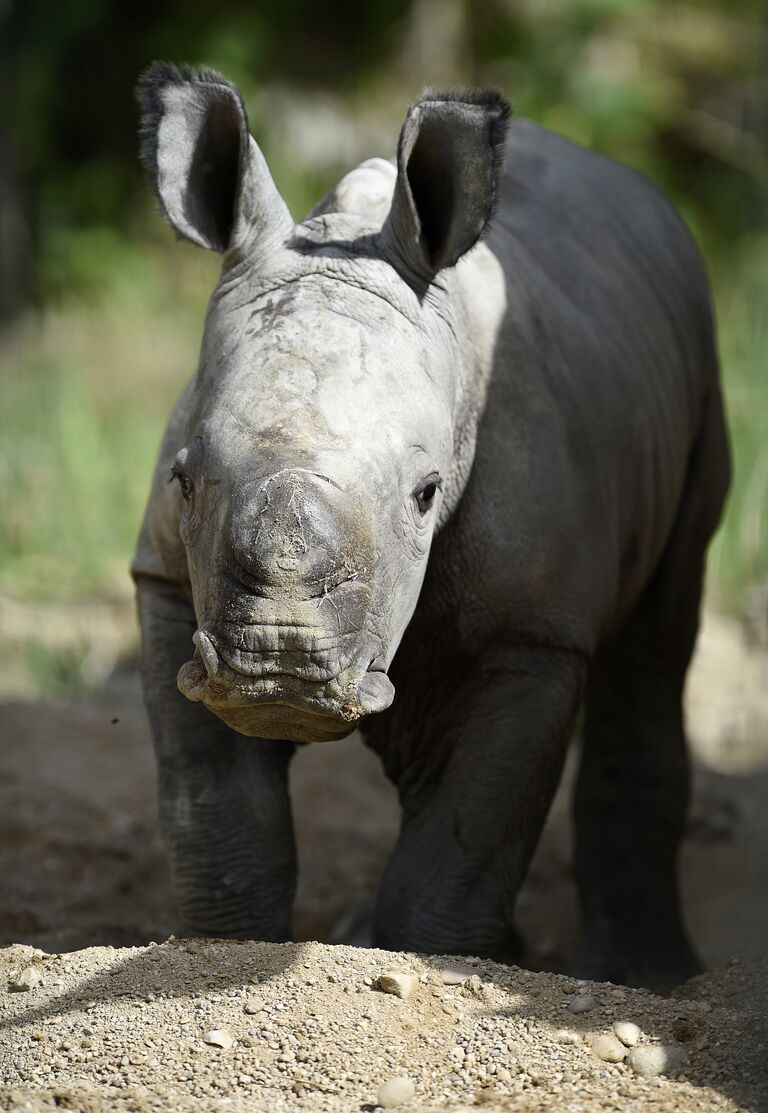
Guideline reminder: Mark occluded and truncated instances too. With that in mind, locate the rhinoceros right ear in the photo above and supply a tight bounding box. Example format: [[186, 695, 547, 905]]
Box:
[[383, 90, 510, 280], [136, 62, 293, 255]]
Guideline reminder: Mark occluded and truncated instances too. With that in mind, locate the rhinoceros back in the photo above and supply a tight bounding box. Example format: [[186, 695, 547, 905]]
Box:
[[438, 118, 727, 651]]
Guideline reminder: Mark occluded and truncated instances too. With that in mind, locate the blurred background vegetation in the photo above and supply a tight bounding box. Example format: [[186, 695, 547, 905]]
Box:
[[0, 0, 765, 694]]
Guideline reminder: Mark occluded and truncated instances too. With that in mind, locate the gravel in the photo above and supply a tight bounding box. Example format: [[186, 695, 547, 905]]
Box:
[[9, 965, 43, 992], [376, 1075, 416, 1107], [568, 992, 596, 1014], [627, 1044, 685, 1079], [590, 1032, 627, 1062], [614, 1019, 641, 1047], [2, 940, 765, 1113], [376, 971, 417, 999], [437, 964, 475, 986], [202, 1029, 236, 1049]]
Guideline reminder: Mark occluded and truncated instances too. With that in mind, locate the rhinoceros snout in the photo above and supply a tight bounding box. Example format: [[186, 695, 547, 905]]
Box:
[[230, 468, 370, 597], [177, 611, 394, 742]]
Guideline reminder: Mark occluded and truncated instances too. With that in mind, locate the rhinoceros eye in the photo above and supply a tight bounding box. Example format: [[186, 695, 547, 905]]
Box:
[[414, 473, 442, 515], [170, 462, 194, 502]]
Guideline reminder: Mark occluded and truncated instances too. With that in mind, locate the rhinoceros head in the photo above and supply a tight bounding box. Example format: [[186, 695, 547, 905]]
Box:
[[137, 63, 508, 742]]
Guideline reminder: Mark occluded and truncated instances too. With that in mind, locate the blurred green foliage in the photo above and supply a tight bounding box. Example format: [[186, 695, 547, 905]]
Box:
[[0, 234, 216, 602], [0, 0, 765, 670], [3, 0, 765, 271], [2, 0, 412, 260], [709, 237, 768, 605]]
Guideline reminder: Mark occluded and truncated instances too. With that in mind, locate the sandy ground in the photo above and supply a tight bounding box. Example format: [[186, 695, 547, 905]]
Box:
[[1, 609, 767, 1110], [2, 941, 766, 1112]]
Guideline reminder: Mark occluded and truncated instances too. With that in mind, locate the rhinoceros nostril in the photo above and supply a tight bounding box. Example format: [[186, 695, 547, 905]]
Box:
[[192, 629, 219, 677]]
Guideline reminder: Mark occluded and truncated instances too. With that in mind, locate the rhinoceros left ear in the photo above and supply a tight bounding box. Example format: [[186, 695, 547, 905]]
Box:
[[136, 62, 293, 255], [382, 90, 510, 280]]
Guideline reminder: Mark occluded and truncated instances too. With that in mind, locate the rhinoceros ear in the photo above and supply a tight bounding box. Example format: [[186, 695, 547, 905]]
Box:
[[383, 90, 510, 279], [136, 62, 293, 255]]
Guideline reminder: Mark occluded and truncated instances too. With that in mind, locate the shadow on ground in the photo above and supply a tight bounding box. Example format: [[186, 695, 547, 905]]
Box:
[[1, 668, 767, 973], [1, 939, 766, 1112]]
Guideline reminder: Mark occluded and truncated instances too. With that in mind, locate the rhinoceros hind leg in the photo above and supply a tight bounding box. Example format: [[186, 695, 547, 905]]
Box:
[[574, 394, 729, 991], [574, 620, 702, 991]]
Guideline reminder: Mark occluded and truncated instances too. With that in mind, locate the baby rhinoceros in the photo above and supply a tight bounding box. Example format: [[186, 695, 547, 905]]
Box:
[[133, 63, 730, 990]]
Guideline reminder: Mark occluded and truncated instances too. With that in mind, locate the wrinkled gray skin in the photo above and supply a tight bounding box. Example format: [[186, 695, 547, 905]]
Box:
[[133, 63, 730, 989]]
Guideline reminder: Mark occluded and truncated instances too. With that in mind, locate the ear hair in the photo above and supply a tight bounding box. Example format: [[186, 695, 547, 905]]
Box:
[[384, 88, 510, 280], [135, 61, 293, 255], [403, 87, 510, 240], [136, 61, 248, 214]]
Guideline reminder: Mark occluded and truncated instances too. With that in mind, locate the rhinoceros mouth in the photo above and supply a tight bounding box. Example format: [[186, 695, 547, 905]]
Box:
[[176, 639, 394, 743], [213, 704, 357, 743], [176, 578, 394, 742]]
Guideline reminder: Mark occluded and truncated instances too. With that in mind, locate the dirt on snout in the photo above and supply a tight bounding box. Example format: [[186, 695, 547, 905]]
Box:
[[1, 940, 767, 1113]]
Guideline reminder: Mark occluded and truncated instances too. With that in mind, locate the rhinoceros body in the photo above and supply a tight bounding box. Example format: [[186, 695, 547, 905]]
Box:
[[133, 64, 729, 988]]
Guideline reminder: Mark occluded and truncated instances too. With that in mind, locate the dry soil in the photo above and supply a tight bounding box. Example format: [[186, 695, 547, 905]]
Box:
[[1, 610, 767, 1111]]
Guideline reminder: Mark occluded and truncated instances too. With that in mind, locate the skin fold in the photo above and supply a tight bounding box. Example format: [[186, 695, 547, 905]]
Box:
[[133, 63, 730, 988]]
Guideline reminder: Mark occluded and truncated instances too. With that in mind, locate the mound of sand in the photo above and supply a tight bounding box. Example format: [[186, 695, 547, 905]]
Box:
[[2, 940, 766, 1112]]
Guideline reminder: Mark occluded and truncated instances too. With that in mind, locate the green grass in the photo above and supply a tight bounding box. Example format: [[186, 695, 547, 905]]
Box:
[[0, 227, 764, 696], [0, 233, 215, 602], [0, 359, 158, 598], [708, 236, 768, 608]]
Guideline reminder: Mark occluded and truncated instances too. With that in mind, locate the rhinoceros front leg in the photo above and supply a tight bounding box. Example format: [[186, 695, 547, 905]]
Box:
[[136, 578, 296, 939], [372, 648, 586, 960]]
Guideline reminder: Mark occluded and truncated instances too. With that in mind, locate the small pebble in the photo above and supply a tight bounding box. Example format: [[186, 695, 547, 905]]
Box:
[[627, 1045, 683, 1078], [202, 1029, 236, 1049], [556, 1029, 580, 1045], [243, 999, 261, 1015], [462, 975, 492, 1001], [10, 966, 43, 992], [437, 964, 474, 985], [377, 972, 418, 1000], [591, 1033, 627, 1063], [377, 1075, 415, 1107], [568, 993, 596, 1014], [613, 1020, 641, 1047]]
